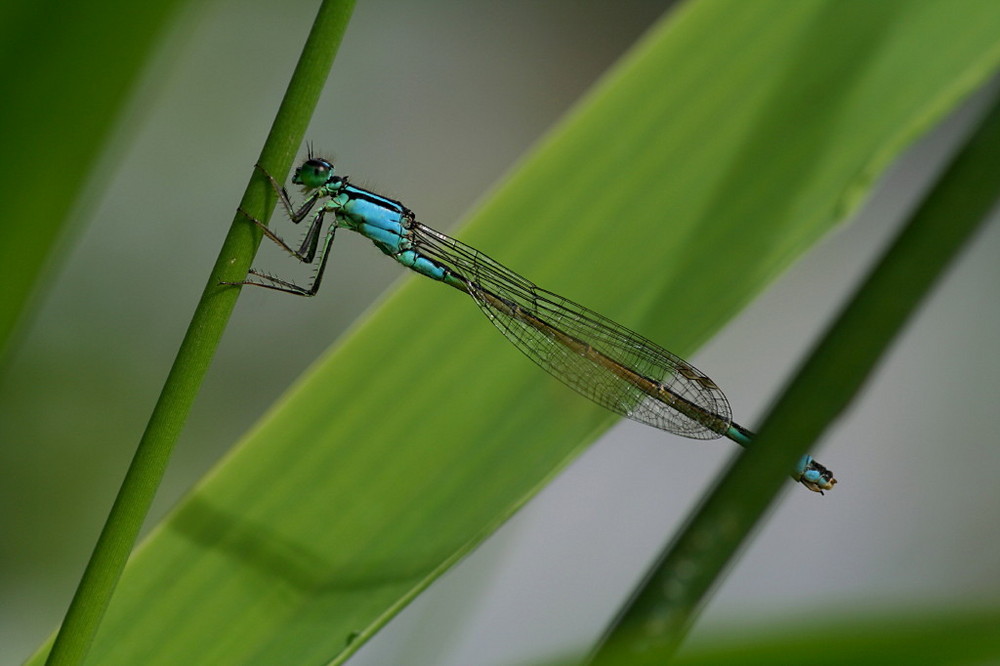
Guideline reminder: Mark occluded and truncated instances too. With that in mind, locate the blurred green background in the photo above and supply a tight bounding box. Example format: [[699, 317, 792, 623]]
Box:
[[2, 1, 999, 665]]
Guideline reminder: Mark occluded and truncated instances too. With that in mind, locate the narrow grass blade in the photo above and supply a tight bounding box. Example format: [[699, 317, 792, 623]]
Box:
[[590, 89, 1000, 665]]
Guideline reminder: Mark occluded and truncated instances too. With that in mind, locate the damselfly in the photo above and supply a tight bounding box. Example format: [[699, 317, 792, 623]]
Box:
[[228, 156, 836, 493]]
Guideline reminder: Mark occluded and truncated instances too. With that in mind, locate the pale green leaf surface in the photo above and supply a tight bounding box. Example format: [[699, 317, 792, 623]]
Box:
[[34, 1, 1000, 664]]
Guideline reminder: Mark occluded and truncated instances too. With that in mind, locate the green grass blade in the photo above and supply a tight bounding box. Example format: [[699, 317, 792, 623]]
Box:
[[0, 1, 185, 364], [27, 1, 1000, 664], [590, 88, 1000, 665], [39, 3, 357, 665]]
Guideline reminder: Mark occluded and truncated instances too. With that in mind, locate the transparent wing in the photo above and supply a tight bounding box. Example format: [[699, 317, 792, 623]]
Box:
[[413, 223, 732, 439]]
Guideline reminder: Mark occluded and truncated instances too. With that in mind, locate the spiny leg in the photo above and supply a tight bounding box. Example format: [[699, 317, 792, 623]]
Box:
[[254, 162, 318, 223], [225, 222, 338, 297], [239, 205, 328, 264], [248, 162, 335, 261], [222, 176, 338, 295]]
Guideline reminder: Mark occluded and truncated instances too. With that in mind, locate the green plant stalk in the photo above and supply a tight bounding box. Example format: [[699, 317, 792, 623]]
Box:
[[43, 2, 356, 664], [590, 92, 1000, 665]]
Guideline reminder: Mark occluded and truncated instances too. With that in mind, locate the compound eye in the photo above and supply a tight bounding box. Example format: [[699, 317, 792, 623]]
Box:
[[308, 159, 330, 176], [293, 158, 335, 188]]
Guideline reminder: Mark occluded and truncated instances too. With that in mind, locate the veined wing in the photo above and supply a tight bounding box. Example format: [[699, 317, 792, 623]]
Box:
[[412, 223, 732, 439]]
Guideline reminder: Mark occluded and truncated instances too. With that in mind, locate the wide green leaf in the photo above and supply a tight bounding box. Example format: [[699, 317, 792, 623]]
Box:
[[29, 1, 1000, 663]]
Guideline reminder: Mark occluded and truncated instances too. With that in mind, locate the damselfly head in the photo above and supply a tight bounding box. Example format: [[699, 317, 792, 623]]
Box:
[[293, 158, 336, 189]]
